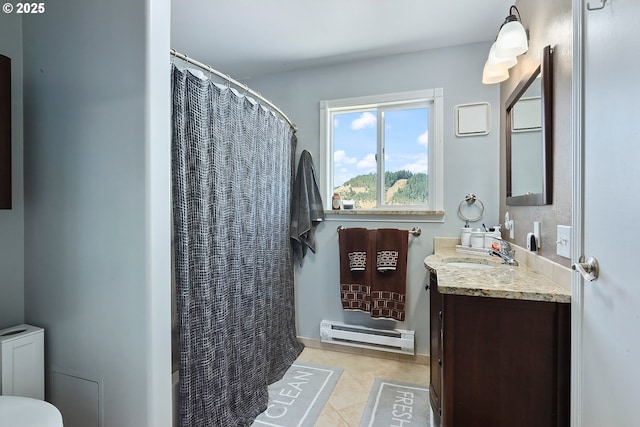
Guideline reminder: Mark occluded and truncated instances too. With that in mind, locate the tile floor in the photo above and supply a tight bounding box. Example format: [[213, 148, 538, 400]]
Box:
[[295, 347, 430, 427]]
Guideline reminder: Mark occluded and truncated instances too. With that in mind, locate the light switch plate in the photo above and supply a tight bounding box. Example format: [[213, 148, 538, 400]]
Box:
[[557, 225, 571, 258]]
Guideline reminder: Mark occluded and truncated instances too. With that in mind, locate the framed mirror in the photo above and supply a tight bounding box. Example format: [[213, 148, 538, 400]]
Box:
[[506, 45, 553, 206]]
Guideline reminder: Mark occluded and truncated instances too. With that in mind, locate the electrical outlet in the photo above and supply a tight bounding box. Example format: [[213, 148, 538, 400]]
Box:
[[556, 225, 571, 258], [505, 212, 514, 239]]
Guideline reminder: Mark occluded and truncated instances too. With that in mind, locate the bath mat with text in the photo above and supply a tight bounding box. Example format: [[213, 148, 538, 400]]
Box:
[[252, 362, 343, 427], [359, 378, 432, 427]]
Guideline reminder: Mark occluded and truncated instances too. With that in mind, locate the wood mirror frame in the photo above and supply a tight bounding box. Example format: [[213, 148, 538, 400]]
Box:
[[0, 54, 11, 210], [506, 45, 553, 206]]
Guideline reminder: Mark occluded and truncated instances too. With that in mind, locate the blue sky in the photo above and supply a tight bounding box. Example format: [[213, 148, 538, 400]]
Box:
[[332, 107, 429, 187]]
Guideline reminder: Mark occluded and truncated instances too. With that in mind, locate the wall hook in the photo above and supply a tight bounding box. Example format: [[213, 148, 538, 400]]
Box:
[[587, 0, 607, 11]]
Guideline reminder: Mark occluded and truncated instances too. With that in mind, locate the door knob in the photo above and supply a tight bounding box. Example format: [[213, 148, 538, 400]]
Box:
[[572, 256, 599, 282]]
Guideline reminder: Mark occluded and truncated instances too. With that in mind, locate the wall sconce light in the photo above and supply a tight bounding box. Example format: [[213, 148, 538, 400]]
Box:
[[482, 5, 529, 84], [482, 59, 510, 85]]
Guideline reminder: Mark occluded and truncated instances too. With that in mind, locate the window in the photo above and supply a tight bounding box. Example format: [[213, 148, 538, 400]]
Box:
[[320, 89, 443, 212]]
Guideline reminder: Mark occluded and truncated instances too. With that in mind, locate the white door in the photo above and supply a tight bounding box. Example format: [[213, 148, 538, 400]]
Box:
[[574, 0, 640, 425]]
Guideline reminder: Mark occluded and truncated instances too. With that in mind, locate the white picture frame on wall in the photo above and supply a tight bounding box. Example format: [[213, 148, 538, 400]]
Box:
[[454, 102, 491, 137]]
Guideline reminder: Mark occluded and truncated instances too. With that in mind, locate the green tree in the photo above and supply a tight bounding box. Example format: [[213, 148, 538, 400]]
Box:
[[390, 173, 428, 204]]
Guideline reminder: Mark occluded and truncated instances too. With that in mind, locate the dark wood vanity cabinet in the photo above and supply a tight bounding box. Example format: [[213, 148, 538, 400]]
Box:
[[429, 272, 443, 421], [428, 272, 570, 427]]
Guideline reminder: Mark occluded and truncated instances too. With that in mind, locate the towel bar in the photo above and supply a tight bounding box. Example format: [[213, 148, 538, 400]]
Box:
[[336, 226, 421, 236]]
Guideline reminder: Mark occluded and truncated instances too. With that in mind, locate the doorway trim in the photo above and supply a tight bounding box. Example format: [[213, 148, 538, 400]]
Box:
[[571, 0, 585, 426]]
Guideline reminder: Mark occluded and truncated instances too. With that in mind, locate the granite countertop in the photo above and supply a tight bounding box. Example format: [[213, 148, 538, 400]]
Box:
[[424, 248, 571, 303]]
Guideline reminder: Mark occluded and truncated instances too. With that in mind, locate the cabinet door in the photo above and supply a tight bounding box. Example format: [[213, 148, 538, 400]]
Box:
[[428, 272, 442, 421], [442, 294, 569, 427]]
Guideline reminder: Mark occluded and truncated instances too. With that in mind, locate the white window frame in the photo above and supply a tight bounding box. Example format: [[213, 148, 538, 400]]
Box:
[[319, 88, 444, 212]]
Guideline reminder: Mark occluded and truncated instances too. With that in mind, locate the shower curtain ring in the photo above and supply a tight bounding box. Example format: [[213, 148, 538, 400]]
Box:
[[225, 75, 232, 89]]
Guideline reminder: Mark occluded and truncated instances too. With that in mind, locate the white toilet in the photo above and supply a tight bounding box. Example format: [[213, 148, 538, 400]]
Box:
[[0, 395, 63, 427], [0, 324, 63, 426]]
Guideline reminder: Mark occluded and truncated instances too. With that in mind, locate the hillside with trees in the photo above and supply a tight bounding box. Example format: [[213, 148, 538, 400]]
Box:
[[334, 170, 428, 209]]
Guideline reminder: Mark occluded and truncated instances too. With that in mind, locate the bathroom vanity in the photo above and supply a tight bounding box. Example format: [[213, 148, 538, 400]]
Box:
[[424, 250, 570, 427]]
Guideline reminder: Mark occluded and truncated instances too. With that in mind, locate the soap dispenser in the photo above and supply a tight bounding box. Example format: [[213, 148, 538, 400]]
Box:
[[526, 232, 538, 252]]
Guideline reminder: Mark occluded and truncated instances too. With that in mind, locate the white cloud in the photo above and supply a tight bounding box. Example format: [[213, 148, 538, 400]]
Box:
[[401, 153, 428, 174], [357, 153, 377, 170], [418, 130, 429, 146], [351, 112, 377, 130], [334, 168, 352, 187], [334, 117, 339, 128], [334, 150, 357, 165]]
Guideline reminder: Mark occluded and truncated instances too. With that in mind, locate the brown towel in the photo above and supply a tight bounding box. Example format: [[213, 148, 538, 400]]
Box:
[[372, 228, 409, 321], [338, 228, 373, 313]]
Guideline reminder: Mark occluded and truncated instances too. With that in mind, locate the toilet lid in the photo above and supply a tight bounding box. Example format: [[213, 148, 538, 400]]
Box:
[[0, 396, 63, 427]]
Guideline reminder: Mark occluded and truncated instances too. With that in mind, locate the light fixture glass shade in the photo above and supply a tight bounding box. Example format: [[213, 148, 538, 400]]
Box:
[[482, 60, 509, 84], [487, 42, 517, 69], [495, 20, 528, 58]]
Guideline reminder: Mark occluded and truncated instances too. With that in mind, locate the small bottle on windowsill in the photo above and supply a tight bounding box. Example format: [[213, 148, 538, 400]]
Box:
[[332, 192, 341, 210]]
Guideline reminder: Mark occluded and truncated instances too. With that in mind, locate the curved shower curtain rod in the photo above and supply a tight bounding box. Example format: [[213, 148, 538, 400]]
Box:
[[170, 49, 297, 131]]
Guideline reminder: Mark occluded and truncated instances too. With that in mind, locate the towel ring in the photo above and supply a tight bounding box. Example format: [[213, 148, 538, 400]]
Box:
[[457, 193, 484, 224]]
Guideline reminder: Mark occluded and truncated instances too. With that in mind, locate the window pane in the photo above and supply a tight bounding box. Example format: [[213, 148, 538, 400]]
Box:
[[382, 107, 429, 206], [332, 110, 377, 209]]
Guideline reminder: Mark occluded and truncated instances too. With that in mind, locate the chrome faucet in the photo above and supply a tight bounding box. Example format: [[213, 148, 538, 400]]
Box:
[[489, 239, 519, 266]]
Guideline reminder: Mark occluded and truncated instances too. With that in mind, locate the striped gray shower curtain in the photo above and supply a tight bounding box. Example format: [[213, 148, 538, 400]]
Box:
[[171, 66, 303, 427]]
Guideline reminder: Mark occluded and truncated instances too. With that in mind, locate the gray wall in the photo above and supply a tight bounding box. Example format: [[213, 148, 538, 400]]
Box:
[[0, 12, 25, 330], [247, 42, 501, 355], [500, 0, 573, 266], [21, 1, 172, 426]]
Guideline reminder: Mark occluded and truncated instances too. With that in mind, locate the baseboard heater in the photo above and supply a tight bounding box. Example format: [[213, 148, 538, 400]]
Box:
[[319, 320, 415, 355]]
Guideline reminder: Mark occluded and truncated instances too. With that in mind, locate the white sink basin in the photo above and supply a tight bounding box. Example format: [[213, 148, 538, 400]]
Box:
[[446, 261, 495, 269]]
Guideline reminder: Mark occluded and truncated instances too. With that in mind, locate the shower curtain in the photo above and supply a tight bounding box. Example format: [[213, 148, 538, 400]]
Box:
[[171, 65, 303, 427]]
